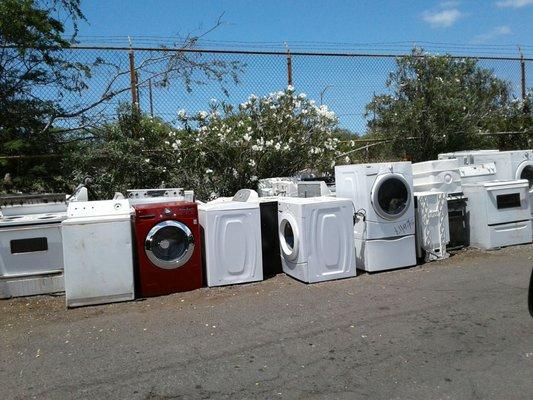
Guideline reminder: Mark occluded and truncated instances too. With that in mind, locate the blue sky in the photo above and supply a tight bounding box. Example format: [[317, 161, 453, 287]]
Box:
[[64, 1, 533, 133], [76, 0, 532, 53]]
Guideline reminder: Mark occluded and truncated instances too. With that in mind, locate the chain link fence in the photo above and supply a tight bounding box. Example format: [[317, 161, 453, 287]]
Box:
[[38, 46, 532, 134]]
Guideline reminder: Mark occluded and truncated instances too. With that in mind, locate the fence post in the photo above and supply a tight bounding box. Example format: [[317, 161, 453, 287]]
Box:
[[128, 40, 139, 109], [148, 78, 154, 117], [286, 46, 293, 87], [519, 48, 526, 100]]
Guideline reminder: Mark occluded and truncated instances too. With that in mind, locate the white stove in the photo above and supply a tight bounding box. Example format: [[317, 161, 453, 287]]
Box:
[[463, 180, 532, 249], [0, 197, 67, 299]]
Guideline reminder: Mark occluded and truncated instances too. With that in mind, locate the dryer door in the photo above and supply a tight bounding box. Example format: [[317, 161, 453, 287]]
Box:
[[145, 220, 195, 269], [371, 173, 412, 220]]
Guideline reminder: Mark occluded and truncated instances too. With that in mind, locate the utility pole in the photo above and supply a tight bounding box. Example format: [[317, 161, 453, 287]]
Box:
[[128, 36, 139, 109], [285, 42, 292, 87], [519, 46, 526, 100]]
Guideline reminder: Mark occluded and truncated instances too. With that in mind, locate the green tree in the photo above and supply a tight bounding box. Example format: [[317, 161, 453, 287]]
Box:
[[364, 48, 531, 162], [0, 3, 243, 194], [0, 0, 87, 192]]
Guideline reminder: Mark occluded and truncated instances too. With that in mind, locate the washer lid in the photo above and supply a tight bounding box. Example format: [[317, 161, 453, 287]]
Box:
[[200, 201, 259, 212]]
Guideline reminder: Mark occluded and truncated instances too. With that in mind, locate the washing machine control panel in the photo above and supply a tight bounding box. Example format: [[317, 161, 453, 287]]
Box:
[[134, 202, 198, 220]]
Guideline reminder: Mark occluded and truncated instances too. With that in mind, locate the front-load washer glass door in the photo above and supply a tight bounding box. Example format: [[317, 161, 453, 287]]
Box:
[[371, 174, 411, 220], [145, 220, 195, 269], [279, 215, 299, 261]]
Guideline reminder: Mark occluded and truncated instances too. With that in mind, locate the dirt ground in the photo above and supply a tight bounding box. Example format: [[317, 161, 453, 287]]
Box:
[[1, 244, 533, 400]]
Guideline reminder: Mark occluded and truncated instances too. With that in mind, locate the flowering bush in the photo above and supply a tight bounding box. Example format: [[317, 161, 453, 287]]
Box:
[[69, 88, 344, 200], [173, 86, 341, 199]]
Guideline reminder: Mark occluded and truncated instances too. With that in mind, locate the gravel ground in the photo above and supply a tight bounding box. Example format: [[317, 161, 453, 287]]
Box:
[[1, 244, 533, 400]]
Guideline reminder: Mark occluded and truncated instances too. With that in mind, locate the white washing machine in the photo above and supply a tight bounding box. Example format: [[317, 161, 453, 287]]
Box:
[[277, 197, 356, 283], [198, 199, 263, 287], [335, 162, 416, 272], [62, 199, 134, 307], [463, 180, 531, 249]]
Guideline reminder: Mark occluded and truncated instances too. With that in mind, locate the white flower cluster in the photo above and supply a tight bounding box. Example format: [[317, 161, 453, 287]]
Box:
[[177, 109, 187, 119]]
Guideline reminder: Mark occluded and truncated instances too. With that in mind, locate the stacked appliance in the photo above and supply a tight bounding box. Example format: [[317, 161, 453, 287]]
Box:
[[297, 181, 332, 198], [132, 201, 203, 297], [462, 180, 532, 249], [335, 162, 416, 272], [277, 197, 356, 282], [0, 194, 67, 298], [439, 149, 533, 240], [258, 177, 298, 197], [62, 199, 135, 307], [199, 191, 263, 287]]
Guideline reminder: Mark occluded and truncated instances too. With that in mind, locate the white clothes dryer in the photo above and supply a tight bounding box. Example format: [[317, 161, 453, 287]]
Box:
[[198, 200, 263, 287], [335, 162, 416, 272], [277, 197, 356, 283], [62, 199, 135, 307]]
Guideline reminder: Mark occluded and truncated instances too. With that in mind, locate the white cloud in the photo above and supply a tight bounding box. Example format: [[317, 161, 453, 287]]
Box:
[[471, 25, 512, 44], [440, 0, 460, 7], [422, 8, 463, 28], [495, 0, 533, 8]]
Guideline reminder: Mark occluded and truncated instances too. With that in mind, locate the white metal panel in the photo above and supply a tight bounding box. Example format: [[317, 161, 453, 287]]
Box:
[[66, 199, 131, 221], [484, 220, 531, 249], [0, 273, 63, 299], [355, 235, 416, 272], [412, 159, 462, 194], [200, 205, 262, 287], [310, 206, 355, 281], [62, 219, 134, 307], [415, 192, 450, 261]]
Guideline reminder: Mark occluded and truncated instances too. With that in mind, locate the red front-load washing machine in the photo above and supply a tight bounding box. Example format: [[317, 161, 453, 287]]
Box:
[[132, 201, 203, 297]]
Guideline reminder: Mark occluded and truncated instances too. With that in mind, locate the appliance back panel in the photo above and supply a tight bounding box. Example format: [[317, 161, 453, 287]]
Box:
[[259, 202, 282, 277]]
